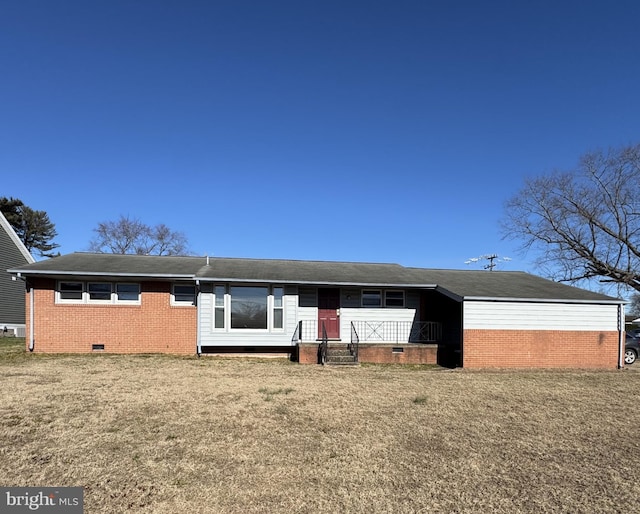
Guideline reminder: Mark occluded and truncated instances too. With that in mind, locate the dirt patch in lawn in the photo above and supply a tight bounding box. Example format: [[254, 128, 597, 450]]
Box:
[[1, 341, 639, 513]]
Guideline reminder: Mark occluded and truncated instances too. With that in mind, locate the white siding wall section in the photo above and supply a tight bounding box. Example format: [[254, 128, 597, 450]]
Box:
[[464, 301, 619, 331], [341, 308, 417, 342], [199, 288, 298, 347]]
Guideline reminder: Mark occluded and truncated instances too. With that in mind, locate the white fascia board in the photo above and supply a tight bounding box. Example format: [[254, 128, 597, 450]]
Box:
[[463, 296, 624, 305], [197, 277, 439, 288], [0, 211, 35, 263], [7, 269, 196, 280]]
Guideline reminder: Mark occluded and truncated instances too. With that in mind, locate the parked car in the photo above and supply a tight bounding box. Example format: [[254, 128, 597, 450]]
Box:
[[629, 328, 640, 339], [625, 333, 640, 365]]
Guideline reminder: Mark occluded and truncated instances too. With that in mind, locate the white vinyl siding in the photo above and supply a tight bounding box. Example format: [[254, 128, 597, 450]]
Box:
[[199, 285, 298, 347], [463, 301, 619, 331], [342, 307, 417, 329]]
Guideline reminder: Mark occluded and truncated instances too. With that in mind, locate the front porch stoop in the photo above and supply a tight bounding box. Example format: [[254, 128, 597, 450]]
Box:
[[325, 343, 358, 366]]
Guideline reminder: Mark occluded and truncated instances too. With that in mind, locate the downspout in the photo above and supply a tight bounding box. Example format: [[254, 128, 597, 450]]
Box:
[[18, 275, 35, 352], [619, 303, 625, 369], [195, 279, 201, 357], [29, 281, 34, 352]]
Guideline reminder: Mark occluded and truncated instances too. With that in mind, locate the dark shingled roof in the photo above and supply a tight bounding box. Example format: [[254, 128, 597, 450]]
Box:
[[400, 268, 618, 302], [9, 252, 621, 303], [195, 257, 411, 286], [8, 253, 204, 278]]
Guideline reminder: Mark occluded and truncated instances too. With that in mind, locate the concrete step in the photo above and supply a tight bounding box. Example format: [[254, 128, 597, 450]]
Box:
[[326, 349, 352, 357], [325, 353, 358, 365], [322, 343, 358, 365]]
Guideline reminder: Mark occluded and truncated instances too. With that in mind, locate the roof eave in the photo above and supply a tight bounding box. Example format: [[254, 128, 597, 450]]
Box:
[[197, 277, 439, 288], [463, 295, 624, 304], [7, 269, 196, 280]]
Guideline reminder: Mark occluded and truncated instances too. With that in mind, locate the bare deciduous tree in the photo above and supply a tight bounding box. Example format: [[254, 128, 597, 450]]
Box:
[[89, 215, 190, 256], [502, 142, 640, 293], [629, 294, 640, 317]]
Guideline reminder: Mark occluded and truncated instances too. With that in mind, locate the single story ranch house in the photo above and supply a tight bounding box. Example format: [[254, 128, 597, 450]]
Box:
[[8, 252, 627, 368]]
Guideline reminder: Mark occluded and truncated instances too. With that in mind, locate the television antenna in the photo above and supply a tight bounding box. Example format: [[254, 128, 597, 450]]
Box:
[[465, 254, 512, 271]]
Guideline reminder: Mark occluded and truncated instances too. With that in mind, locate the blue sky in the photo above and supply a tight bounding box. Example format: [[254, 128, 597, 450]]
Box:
[[2, 1, 639, 273]]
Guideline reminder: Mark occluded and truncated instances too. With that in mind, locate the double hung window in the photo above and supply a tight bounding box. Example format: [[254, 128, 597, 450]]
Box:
[[214, 285, 226, 329], [273, 287, 284, 329]]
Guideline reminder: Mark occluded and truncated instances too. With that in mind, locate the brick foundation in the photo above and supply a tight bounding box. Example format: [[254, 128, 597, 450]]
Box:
[[26, 279, 196, 355], [463, 329, 620, 369]]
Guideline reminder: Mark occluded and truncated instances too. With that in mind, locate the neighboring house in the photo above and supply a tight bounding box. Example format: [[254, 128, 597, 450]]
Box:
[[8, 252, 626, 368], [0, 211, 35, 337]]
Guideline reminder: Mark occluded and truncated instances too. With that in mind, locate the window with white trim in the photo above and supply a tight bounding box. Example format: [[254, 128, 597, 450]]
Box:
[[56, 281, 140, 304], [173, 284, 196, 306], [88, 282, 112, 301], [385, 290, 405, 307], [273, 286, 284, 330], [59, 282, 84, 301], [231, 286, 268, 329], [362, 289, 382, 307], [214, 285, 285, 331], [214, 285, 225, 329], [116, 283, 140, 302]]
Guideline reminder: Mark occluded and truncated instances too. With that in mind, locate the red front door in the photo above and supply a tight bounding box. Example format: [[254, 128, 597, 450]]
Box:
[[318, 288, 340, 339]]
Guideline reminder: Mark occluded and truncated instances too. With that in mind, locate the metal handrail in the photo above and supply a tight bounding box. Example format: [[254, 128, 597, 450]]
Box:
[[291, 320, 302, 343], [319, 322, 328, 365], [349, 322, 359, 361], [350, 320, 442, 343]]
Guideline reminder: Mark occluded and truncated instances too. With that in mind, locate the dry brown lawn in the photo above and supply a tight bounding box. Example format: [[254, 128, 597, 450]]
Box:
[[1, 338, 639, 513]]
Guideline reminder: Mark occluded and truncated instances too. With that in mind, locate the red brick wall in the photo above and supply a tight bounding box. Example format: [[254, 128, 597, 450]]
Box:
[[358, 344, 437, 364], [26, 279, 196, 354], [463, 329, 620, 369], [298, 343, 320, 364], [297, 343, 438, 365]]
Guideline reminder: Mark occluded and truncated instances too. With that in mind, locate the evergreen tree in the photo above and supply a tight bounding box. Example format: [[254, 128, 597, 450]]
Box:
[[0, 197, 60, 257]]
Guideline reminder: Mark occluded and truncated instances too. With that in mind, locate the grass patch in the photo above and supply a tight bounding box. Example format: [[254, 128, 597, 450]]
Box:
[[258, 386, 295, 401], [0, 337, 26, 359], [0, 353, 638, 513]]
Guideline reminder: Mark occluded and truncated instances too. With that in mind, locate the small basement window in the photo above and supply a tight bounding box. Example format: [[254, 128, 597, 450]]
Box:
[[392, 347, 404, 353], [92, 344, 105, 351]]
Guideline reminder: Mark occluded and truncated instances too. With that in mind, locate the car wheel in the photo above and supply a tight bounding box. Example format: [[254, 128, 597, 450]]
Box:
[[625, 349, 637, 365]]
